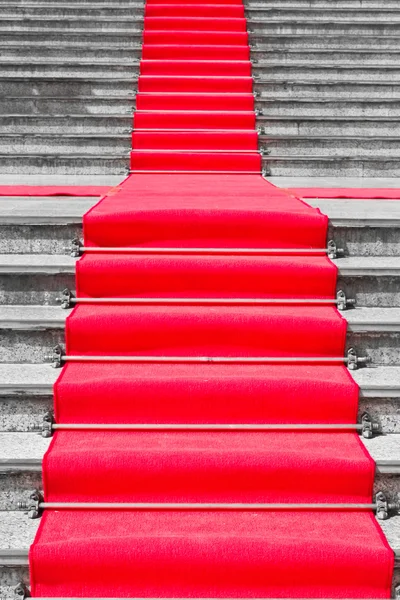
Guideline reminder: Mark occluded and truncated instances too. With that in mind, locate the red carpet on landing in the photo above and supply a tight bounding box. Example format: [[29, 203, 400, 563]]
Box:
[[29, 0, 394, 596]]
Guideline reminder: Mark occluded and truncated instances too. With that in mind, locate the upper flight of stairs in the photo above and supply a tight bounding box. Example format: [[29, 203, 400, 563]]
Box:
[[1, 0, 400, 175]]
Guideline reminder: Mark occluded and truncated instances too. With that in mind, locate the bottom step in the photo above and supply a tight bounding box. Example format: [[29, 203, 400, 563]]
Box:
[[130, 150, 262, 171], [263, 157, 400, 178], [0, 155, 130, 175]]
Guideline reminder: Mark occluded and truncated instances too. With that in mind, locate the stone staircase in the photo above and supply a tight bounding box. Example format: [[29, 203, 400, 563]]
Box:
[[0, 195, 400, 597]]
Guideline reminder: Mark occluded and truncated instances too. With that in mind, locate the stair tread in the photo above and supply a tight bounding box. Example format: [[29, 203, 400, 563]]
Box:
[[0, 362, 399, 397], [0, 431, 399, 470]]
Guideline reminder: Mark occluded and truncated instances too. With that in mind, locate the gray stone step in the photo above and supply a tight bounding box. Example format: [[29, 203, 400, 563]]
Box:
[[0, 16, 142, 32], [0, 98, 134, 115], [0, 77, 136, 98], [0, 134, 131, 154], [248, 20, 400, 35], [246, 7, 400, 20], [1, 363, 400, 434], [0, 514, 399, 599], [254, 49, 400, 65], [258, 99, 400, 116], [0, 30, 143, 46], [255, 81, 400, 100], [253, 64, 400, 81], [0, 115, 131, 134], [0, 3, 143, 16], [0, 431, 399, 510], [0, 305, 398, 364], [0, 154, 130, 175], [0, 60, 138, 78], [260, 136, 400, 157], [0, 197, 398, 256], [262, 156, 400, 178], [246, 0, 400, 6], [250, 34, 400, 50], [0, 45, 142, 63], [1, 254, 400, 305], [259, 116, 400, 136]]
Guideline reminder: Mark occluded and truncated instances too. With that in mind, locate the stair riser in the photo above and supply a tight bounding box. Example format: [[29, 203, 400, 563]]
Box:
[[0, 32, 143, 45], [255, 82, 400, 99], [254, 66, 400, 81], [250, 35, 400, 49], [0, 47, 142, 61], [0, 98, 133, 114], [0, 19, 141, 31], [259, 120, 400, 136], [0, 327, 398, 364], [0, 136, 132, 154], [255, 53, 400, 65], [246, 0, 400, 6], [0, 5, 143, 16], [262, 158, 400, 177], [332, 226, 400, 259], [0, 156, 129, 175], [0, 79, 136, 97], [247, 9, 400, 20], [1, 394, 399, 434], [259, 101, 400, 117], [260, 139, 400, 157], [249, 22, 400, 35], [0, 117, 131, 134], [0, 64, 138, 77]]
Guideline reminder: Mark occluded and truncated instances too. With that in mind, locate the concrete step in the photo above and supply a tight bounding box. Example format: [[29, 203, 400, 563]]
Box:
[[246, 0, 400, 6], [0, 431, 399, 509], [253, 64, 400, 81], [0, 30, 143, 46], [0, 305, 398, 364], [0, 516, 399, 599], [0, 77, 136, 98], [248, 21, 400, 35], [255, 81, 400, 100], [250, 34, 400, 50], [259, 117, 400, 136], [0, 45, 143, 63], [253, 49, 400, 65], [1, 197, 399, 256], [246, 7, 400, 20], [0, 60, 138, 78], [0, 16, 142, 32], [0, 155, 130, 175], [0, 3, 143, 16], [0, 115, 131, 135], [258, 99, 400, 116], [0, 134, 131, 154], [262, 156, 400, 178], [1, 363, 400, 433], [260, 136, 400, 157], [1, 254, 400, 306], [0, 98, 134, 115]]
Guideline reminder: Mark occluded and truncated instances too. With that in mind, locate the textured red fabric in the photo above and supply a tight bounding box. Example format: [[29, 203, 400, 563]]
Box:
[[143, 30, 249, 43], [65, 305, 347, 357], [142, 44, 250, 59], [130, 150, 261, 171], [289, 187, 400, 199], [146, 4, 245, 16], [54, 363, 359, 425], [140, 59, 251, 75], [76, 254, 337, 298], [31, 511, 393, 598], [144, 16, 247, 30], [29, 0, 394, 591], [136, 92, 255, 110], [0, 185, 110, 196], [138, 74, 253, 92], [132, 130, 259, 150], [44, 431, 374, 502], [83, 174, 328, 249]]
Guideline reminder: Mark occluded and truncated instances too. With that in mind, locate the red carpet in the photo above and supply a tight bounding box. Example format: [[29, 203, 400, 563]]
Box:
[[29, 0, 394, 595]]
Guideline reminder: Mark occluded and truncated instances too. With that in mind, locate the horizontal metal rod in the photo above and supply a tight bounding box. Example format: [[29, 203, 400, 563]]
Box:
[[58, 356, 352, 364], [38, 502, 378, 511], [79, 247, 330, 255], [52, 423, 366, 431], [66, 297, 341, 306]]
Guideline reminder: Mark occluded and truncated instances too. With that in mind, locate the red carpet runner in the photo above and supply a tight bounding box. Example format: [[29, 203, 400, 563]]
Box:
[[30, 0, 394, 596]]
